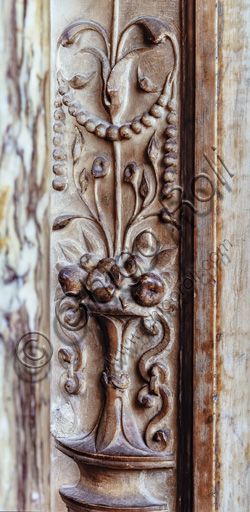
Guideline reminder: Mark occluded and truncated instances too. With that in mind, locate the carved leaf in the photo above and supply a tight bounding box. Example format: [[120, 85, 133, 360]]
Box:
[[162, 270, 178, 288], [79, 169, 89, 194], [106, 57, 132, 123], [72, 127, 84, 164], [134, 17, 172, 44], [53, 214, 81, 231], [68, 72, 96, 89], [57, 241, 81, 262], [151, 248, 178, 270], [106, 46, 151, 122], [148, 133, 160, 165], [139, 169, 150, 203], [79, 47, 111, 107], [60, 20, 109, 53], [82, 229, 94, 253], [138, 68, 160, 93]]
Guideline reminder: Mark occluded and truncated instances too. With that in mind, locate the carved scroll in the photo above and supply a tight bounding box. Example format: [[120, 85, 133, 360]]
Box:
[[51, 1, 180, 510]]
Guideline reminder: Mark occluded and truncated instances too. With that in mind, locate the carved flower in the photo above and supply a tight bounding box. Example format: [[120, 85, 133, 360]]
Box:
[[91, 156, 110, 178], [124, 163, 137, 183]]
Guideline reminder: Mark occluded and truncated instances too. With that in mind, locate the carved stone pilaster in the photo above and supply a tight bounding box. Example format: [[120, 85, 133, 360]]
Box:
[[51, 1, 180, 510]]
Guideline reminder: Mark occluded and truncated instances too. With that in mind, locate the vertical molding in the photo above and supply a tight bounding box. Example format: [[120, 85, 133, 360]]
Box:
[[178, 0, 195, 510], [193, 1, 217, 511]]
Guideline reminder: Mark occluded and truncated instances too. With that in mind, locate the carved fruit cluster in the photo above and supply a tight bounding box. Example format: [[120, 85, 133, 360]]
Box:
[[58, 252, 168, 309]]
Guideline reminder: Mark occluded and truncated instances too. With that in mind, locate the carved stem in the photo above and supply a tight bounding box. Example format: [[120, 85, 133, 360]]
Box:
[[94, 180, 113, 257], [123, 163, 159, 250], [122, 184, 139, 250], [72, 161, 112, 256], [111, 0, 120, 68], [114, 141, 122, 255]]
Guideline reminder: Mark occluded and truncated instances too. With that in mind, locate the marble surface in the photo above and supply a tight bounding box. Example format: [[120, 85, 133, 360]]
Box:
[[0, 0, 50, 510]]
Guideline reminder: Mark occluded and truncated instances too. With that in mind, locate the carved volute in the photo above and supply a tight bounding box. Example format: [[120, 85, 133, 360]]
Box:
[[51, 1, 181, 510]]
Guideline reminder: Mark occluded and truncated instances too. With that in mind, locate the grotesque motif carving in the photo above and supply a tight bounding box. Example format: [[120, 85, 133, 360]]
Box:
[[52, 1, 180, 510]]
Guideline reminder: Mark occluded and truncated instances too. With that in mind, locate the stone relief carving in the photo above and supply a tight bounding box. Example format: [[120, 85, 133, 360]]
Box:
[[51, 1, 180, 510]]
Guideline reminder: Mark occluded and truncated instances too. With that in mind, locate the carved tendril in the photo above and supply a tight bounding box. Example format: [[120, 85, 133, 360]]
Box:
[[137, 314, 174, 452]]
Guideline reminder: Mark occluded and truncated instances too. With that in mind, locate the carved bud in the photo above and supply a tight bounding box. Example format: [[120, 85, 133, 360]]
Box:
[[91, 156, 110, 178], [131, 273, 165, 307], [148, 133, 160, 164], [142, 317, 160, 336], [124, 162, 137, 183], [95, 124, 107, 138], [139, 169, 150, 202]]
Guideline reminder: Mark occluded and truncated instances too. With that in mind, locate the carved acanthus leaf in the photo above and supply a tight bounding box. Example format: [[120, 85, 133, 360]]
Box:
[[162, 270, 178, 288], [53, 214, 82, 231], [151, 248, 178, 270], [72, 127, 84, 164], [68, 72, 96, 89], [57, 241, 81, 263]]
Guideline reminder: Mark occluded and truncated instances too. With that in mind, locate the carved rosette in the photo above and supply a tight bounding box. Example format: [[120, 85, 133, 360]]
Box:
[[52, 2, 180, 511]]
